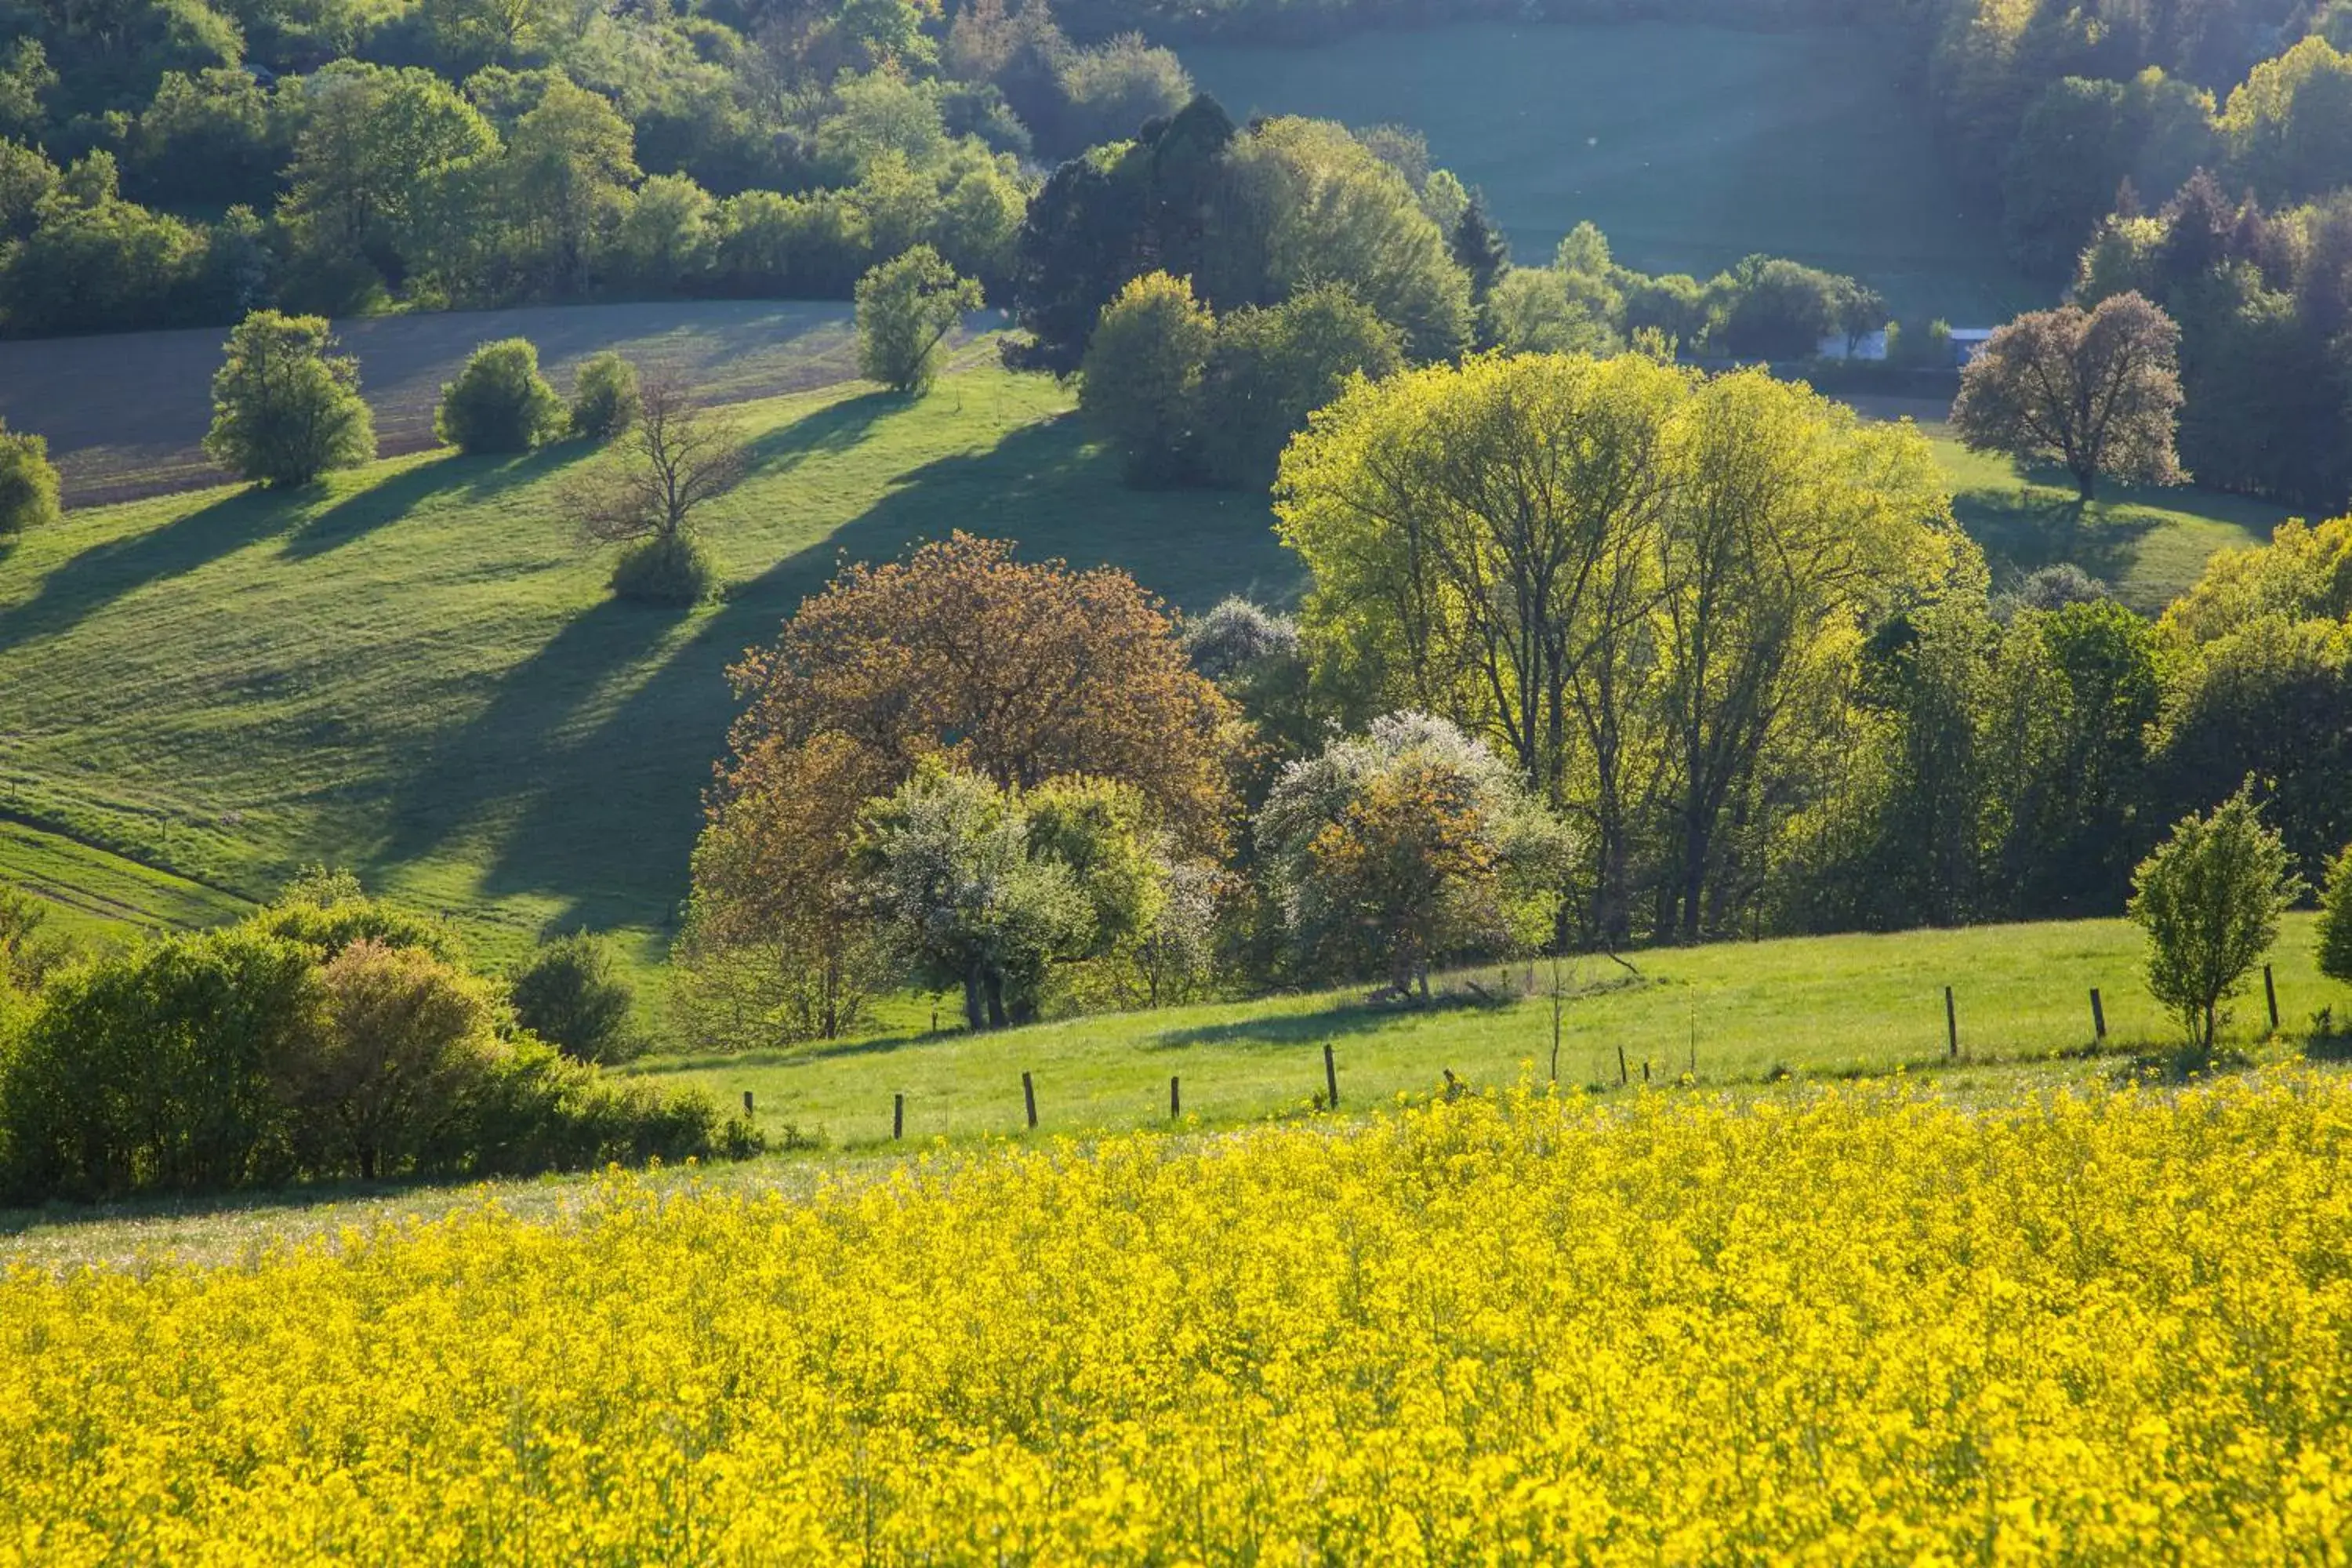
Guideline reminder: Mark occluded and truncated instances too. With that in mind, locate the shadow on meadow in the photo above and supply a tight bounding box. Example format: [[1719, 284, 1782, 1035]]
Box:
[[370, 403, 1301, 937], [1954, 485, 2159, 586], [0, 485, 295, 655], [1145, 989, 1513, 1053], [281, 444, 595, 561]]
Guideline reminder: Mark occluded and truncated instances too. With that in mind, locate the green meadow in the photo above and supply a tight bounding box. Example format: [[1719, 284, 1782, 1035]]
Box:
[[1181, 21, 2040, 321], [0, 362, 1298, 977]]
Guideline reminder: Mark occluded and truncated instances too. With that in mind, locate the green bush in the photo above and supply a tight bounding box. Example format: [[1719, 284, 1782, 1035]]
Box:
[[435, 338, 565, 456], [0, 927, 321, 1200], [609, 532, 716, 605], [2318, 844, 2352, 988], [569, 351, 641, 442], [244, 894, 466, 965], [0, 914, 758, 1203], [202, 310, 376, 488], [510, 931, 638, 1063], [426, 1033, 759, 1178], [0, 418, 60, 537]]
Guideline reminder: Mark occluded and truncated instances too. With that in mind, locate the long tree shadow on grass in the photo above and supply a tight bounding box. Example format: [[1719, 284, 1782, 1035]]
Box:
[[0, 485, 298, 655], [405, 412, 1303, 935], [1145, 990, 1512, 1053], [371, 593, 687, 882], [280, 443, 595, 561], [738, 388, 899, 474], [1954, 488, 2157, 586]]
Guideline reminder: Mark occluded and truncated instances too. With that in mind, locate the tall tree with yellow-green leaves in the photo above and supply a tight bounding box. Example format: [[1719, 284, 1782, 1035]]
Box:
[[1276, 350, 1972, 943]]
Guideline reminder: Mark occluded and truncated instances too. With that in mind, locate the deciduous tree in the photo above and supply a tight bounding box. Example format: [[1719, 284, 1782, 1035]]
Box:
[[1951, 292, 2187, 502], [202, 310, 376, 487], [2128, 786, 2299, 1053], [564, 376, 747, 602], [854, 243, 982, 394], [1079, 269, 1214, 484], [1255, 713, 1570, 994], [724, 533, 1240, 854]]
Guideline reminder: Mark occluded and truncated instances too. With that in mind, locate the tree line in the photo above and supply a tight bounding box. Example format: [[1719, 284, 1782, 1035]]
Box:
[[0, 0, 1185, 336]]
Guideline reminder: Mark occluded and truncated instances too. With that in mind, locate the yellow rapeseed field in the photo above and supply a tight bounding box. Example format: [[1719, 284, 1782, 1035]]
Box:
[[5, 1073, 2352, 1564]]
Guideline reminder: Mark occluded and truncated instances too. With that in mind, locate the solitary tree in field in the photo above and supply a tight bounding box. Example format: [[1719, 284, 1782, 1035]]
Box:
[[855, 245, 982, 394], [202, 311, 376, 488], [2128, 786, 2300, 1054], [1951, 292, 2186, 502], [0, 416, 60, 537], [563, 376, 747, 603]]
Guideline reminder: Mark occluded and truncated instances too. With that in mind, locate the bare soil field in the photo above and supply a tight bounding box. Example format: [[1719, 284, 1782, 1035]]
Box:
[[0, 299, 968, 506]]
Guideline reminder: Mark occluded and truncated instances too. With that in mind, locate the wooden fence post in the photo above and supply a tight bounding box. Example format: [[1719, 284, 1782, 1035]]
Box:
[[1945, 986, 1958, 1059], [742, 1090, 753, 1117], [1170, 1075, 1181, 1120], [1323, 1043, 1339, 1110], [892, 1092, 904, 1142], [2090, 987, 2106, 1042], [2265, 964, 2281, 1031], [1022, 1071, 1037, 1131], [1617, 1044, 1628, 1087]]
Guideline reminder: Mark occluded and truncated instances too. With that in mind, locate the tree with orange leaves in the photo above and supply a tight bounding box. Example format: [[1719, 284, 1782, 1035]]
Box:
[[720, 532, 1242, 852], [684, 535, 1241, 1036]]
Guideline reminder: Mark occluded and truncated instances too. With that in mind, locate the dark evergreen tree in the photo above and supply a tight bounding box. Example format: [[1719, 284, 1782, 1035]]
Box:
[[1450, 188, 1508, 303]]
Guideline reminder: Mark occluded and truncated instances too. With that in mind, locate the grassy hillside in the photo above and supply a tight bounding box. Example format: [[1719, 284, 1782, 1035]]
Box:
[[1847, 395, 2296, 612], [2, 359, 2298, 975], [0, 362, 1295, 972], [1930, 435, 2294, 613], [641, 914, 2352, 1150], [1181, 22, 2038, 321]]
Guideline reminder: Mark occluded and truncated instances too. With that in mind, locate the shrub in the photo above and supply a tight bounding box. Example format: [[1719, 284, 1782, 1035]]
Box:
[[855, 245, 983, 394], [245, 893, 466, 965], [2319, 844, 2352, 988], [434, 1033, 759, 1177], [435, 338, 565, 456], [510, 931, 638, 1063], [0, 418, 60, 537], [202, 310, 376, 488], [569, 351, 640, 442], [609, 532, 716, 605], [278, 938, 500, 1181]]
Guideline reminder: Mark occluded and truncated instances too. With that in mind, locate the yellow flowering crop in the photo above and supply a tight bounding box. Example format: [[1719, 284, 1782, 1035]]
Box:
[[5, 1074, 2352, 1564]]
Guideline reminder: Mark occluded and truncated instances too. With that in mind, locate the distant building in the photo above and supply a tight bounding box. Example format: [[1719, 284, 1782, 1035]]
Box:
[[1814, 328, 1889, 362], [1947, 328, 1996, 365]]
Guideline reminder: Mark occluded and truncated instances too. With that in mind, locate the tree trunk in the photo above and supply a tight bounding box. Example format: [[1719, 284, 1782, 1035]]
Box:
[[985, 971, 1008, 1031], [2074, 464, 2097, 503], [963, 971, 985, 1032]]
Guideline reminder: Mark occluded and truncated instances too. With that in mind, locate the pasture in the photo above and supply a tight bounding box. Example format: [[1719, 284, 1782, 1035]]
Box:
[[0, 362, 1294, 973], [1848, 394, 2295, 612], [640, 913, 2352, 1150], [1182, 21, 2040, 322], [0, 299, 892, 507], [0, 353, 2295, 979]]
